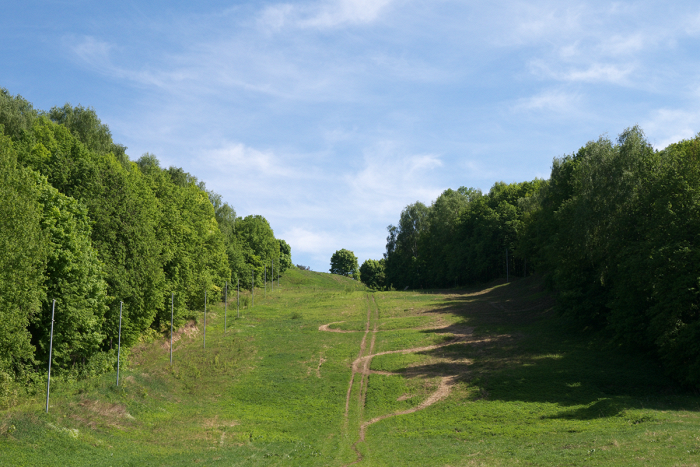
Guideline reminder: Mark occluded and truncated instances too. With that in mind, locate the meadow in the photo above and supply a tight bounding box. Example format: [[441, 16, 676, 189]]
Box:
[[1, 268, 699, 466]]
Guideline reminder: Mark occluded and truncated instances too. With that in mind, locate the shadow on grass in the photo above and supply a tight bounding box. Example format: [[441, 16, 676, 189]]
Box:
[[388, 276, 700, 420]]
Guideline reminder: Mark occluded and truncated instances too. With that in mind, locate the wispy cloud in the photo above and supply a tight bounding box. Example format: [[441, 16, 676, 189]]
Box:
[[68, 36, 118, 75], [684, 10, 700, 36], [503, 4, 585, 46], [512, 89, 581, 113], [260, 0, 396, 30], [193, 138, 447, 266], [643, 108, 700, 149], [530, 60, 635, 85], [345, 142, 444, 217], [282, 226, 338, 255], [49, 0, 700, 270], [599, 33, 647, 57], [206, 143, 312, 179]]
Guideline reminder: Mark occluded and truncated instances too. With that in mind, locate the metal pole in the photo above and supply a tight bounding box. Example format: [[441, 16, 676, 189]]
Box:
[[45, 299, 56, 413], [272, 260, 274, 293], [224, 281, 227, 333], [252, 271, 254, 307], [117, 301, 123, 386], [170, 292, 174, 365], [203, 291, 207, 348], [237, 279, 240, 318]]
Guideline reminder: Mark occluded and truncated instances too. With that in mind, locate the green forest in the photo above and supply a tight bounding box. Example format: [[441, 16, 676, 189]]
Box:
[[367, 127, 700, 388], [0, 88, 292, 386]]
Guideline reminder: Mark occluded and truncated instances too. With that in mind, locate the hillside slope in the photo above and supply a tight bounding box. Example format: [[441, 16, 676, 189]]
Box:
[[1, 269, 699, 466]]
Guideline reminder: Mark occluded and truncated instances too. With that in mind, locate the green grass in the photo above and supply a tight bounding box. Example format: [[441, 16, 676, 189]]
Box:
[[2, 270, 700, 466]]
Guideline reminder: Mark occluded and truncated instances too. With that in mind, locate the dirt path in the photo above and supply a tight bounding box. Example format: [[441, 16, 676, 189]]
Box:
[[319, 322, 356, 333], [322, 297, 473, 466], [359, 375, 458, 441], [344, 298, 373, 417]]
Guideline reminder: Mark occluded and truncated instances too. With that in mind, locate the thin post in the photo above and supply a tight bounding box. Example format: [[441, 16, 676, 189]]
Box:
[[237, 279, 240, 318], [45, 299, 56, 412], [224, 281, 227, 333], [506, 248, 509, 283], [170, 292, 174, 365], [271, 260, 274, 293], [252, 271, 254, 307], [203, 291, 207, 348], [117, 302, 123, 386]]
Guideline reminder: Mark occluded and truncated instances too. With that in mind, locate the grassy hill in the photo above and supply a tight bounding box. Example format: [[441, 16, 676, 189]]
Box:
[[1, 268, 699, 466]]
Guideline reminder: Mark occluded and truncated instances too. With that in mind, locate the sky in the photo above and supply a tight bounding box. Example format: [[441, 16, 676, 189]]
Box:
[[3, 0, 700, 271]]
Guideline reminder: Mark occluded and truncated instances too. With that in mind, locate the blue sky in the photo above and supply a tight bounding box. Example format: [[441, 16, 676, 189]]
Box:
[[3, 0, 700, 271]]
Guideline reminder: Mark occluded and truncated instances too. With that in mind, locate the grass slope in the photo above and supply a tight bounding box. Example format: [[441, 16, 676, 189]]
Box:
[[1, 269, 699, 466]]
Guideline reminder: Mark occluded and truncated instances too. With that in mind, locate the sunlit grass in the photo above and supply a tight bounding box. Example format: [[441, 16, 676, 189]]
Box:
[[2, 271, 700, 466]]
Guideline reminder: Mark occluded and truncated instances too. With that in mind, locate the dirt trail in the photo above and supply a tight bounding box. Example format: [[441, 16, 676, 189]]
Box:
[[319, 322, 356, 333], [344, 299, 373, 417], [323, 296, 472, 467], [359, 375, 458, 441], [350, 333, 473, 375]]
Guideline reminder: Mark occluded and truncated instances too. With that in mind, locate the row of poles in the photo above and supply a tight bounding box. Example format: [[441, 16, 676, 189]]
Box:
[[46, 260, 282, 413]]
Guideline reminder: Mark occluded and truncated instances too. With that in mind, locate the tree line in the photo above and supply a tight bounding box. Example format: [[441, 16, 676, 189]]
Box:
[[0, 88, 292, 384], [364, 127, 700, 387]]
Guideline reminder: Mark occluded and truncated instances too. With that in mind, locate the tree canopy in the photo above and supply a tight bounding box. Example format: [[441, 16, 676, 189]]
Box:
[[383, 126, 700, 388], [359, 259, 385, 289], [330, 249, 360, 280], [0, 88, 292, 383]]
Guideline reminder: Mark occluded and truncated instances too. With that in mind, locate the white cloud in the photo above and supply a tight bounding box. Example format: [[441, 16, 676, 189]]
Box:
[[684, 10, 700, 36], [506, 5, 584, 45], [564, 63, 634, 84], [281, 226, 338, 254], [512, 89, 581, 113], [530, 60, 634, 85], [54, 0, 700, 272], [260, 0, 396, 30], [192, 138, 447, 269], [345, 142, 444, 219], [643, 108, 700, 149], [207, 143, 300, 179], [67, 36, 197, 91], [69, 36, 116, 74], [599, 33, 647, 56]]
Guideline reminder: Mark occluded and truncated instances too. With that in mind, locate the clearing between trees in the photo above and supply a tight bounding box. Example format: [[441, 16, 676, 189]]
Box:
[[2, 268, 699, 466]]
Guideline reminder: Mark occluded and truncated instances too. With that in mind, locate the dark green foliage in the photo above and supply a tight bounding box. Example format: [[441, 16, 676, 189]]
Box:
[[359, 259, 385, 289], [529, 128, 700, 385], [456, 180, 543, 285], [207, 190, 289, 287], [421, 188, 473, 285], [330, 249, 360, 280], [0, 88, 285, 382], [0, 129, 46, 374], [137, 154, 230, 331], [277, 239, 293, 273], [13, 117, 166, 348], [0, 89, 38, 140], [47, 103, 129, 168], [384, 182, 542, 289], [384, 202, 430, 288], [234, 215, 281, 287], [31, 177, 108, 370], [383, 127, 700, 387], [208, 189, 246, 286]]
